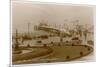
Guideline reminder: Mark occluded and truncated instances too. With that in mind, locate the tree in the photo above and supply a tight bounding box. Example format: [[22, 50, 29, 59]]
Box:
[[14, 29, 19, 50]]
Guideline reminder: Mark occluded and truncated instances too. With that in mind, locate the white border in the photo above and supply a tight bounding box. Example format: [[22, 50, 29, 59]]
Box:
[[0, 0, 97, 67], [10, 1, 96, 67]]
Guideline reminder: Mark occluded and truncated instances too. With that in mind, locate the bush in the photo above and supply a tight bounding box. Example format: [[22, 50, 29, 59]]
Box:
[[27, 44, 31, 47], [87, 40, 94, 45], [80, 52, 83, 56], [66, 56, 70, 59], [43, 44, 47, 47], [51, 41, 53, 44]]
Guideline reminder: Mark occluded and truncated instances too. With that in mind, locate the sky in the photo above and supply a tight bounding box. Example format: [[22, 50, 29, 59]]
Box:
[[12, 1, 95, 33]]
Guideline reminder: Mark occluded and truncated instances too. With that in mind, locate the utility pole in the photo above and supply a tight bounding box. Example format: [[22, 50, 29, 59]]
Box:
[[28, 22, 30, 35]]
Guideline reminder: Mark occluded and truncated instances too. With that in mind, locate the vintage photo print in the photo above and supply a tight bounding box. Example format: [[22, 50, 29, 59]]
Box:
[[11, 0, 95, 66]]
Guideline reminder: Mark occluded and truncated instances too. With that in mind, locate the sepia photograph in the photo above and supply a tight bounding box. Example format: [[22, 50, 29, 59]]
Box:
[[11, 0, 95, 65]]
